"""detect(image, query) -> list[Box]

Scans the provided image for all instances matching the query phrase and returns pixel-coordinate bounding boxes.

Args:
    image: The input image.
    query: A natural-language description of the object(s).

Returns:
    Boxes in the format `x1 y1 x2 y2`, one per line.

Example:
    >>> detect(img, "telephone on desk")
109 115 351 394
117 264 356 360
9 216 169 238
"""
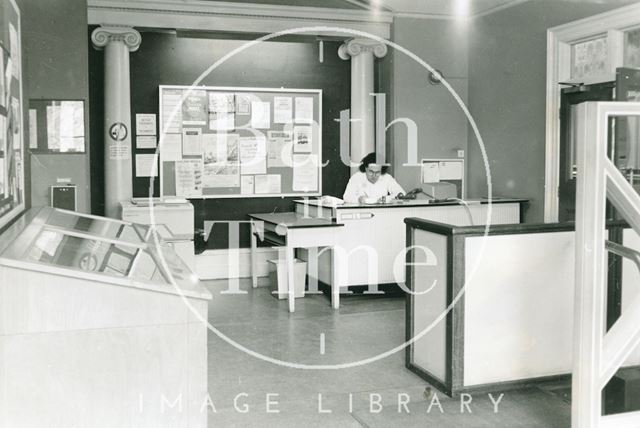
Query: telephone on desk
398 188 431 200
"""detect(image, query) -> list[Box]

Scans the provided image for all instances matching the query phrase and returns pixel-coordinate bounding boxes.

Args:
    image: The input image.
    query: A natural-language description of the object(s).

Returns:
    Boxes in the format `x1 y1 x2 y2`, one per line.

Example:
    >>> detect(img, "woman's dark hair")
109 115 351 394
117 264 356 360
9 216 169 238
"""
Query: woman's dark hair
358 152 389 174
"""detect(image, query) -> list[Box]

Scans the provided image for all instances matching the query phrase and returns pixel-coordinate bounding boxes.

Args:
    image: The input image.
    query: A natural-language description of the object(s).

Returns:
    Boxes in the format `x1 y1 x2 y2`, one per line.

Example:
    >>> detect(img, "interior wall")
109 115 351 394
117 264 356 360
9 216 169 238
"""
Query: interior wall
466 0 636 223
89 31 351 248
19 0 90 213
390 17 469 192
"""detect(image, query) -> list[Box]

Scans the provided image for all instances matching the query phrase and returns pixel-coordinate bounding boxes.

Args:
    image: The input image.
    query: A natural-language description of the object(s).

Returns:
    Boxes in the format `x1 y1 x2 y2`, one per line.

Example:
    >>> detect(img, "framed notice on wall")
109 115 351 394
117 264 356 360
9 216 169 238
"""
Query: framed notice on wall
158 85 322 199
0 0 25 230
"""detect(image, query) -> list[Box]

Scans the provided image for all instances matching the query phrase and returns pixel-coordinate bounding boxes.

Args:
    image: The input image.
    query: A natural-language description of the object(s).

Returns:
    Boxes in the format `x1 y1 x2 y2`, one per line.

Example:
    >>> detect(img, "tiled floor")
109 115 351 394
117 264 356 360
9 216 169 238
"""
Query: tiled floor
203 279 571 427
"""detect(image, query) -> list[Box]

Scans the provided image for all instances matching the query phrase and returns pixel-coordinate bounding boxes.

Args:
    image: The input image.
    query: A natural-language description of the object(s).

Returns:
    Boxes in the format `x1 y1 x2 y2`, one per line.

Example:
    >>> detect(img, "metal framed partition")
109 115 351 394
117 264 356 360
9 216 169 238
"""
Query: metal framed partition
574 101 640 427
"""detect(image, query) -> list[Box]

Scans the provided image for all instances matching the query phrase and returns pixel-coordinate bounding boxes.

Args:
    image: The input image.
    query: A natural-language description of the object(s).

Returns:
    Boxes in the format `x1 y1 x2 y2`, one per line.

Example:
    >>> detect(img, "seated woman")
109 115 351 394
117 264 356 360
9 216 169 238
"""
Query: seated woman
343 153 405 204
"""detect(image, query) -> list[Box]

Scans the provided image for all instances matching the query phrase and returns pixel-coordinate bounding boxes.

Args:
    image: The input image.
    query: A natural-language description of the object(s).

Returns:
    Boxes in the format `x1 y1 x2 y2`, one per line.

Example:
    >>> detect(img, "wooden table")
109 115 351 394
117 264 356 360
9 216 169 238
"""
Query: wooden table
248 212 344 312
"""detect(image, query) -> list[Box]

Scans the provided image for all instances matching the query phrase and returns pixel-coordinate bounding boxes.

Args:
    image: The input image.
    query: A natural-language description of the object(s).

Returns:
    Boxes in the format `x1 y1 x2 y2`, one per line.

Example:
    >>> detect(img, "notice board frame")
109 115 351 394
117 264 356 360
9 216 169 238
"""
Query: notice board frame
158 85 323 199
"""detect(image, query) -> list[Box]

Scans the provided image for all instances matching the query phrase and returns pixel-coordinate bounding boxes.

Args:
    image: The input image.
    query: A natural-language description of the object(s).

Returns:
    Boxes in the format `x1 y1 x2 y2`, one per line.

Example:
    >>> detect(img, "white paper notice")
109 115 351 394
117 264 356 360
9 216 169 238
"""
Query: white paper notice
28 109 37 149
254 174 281 194
251 102 271 129
273 97 292 124
175 159 203 197
239 137 267 175
202 133 240 188
0 53 5 108
209 112 235 131
161 89 183 134
135 154 158 177
295 97 313 123
109 143 129 160
160 133 182 161
236 94 251 116
182 128 202 156
136 113 157 136
293 126 312 153
208 93 235 113
203 162 239 188
292 154 318 192
136 135 157 149
9 24 19 78
439 161 464 180
422 162 440 183
241 176 254 195
267 130 292 168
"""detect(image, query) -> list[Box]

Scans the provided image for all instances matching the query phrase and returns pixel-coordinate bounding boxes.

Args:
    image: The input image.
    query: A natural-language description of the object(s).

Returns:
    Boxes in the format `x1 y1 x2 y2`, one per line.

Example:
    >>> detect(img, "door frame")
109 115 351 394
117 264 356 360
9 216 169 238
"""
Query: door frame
544 3 640 222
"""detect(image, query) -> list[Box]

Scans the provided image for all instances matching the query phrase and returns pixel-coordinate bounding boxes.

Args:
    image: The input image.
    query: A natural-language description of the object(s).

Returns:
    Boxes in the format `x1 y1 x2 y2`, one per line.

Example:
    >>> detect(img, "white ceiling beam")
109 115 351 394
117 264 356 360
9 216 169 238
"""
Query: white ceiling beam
88 0 392 39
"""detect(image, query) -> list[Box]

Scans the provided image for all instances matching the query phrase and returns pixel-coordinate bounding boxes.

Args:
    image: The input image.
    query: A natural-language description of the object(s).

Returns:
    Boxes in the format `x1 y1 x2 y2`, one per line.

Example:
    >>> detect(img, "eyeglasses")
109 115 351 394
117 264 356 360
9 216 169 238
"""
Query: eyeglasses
365 168 381 177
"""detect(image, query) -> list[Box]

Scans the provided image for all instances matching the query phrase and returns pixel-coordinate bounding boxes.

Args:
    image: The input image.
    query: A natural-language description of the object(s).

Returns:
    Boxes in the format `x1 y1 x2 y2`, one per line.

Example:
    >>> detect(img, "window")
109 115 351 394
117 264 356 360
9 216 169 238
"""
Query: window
571 36 608 80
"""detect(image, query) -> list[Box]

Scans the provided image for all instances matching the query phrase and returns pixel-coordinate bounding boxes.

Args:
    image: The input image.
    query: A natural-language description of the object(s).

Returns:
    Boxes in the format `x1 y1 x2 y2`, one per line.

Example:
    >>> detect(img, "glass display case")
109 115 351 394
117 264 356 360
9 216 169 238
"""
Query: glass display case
0 206 201 295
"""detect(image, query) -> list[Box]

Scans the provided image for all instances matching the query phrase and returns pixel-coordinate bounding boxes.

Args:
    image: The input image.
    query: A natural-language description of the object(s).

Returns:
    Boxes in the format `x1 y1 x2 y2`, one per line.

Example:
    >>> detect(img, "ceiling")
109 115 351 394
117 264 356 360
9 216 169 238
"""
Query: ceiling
199 0 638 17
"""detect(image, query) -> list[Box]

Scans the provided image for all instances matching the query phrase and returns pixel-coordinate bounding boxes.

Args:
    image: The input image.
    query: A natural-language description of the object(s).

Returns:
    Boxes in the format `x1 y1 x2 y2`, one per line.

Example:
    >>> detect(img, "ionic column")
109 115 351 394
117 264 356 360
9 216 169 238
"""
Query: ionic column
91 26 141 218
338 38 387 172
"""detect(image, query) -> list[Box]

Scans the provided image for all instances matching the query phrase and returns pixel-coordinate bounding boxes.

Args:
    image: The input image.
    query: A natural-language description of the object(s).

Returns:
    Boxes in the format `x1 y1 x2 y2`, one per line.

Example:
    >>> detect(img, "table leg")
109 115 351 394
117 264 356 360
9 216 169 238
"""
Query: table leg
286 244 295 313
331 245 340 309
250 227 258 288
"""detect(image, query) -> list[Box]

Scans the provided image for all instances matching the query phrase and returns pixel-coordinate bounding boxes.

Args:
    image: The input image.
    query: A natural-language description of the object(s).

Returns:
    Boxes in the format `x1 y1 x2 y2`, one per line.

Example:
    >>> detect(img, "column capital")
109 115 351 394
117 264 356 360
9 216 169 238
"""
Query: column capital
91 26 141 52
338 38 387 60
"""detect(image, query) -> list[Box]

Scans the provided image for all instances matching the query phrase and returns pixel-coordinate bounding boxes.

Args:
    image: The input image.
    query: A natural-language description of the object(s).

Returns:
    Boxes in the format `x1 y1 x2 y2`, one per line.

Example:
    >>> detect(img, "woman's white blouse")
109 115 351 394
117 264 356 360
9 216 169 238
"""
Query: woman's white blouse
342 172 405 203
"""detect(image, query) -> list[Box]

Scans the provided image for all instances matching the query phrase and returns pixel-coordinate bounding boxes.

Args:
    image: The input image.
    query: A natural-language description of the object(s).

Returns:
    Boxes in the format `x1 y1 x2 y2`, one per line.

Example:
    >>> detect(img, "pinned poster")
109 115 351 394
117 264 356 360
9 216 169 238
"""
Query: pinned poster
273 97 292 124
28 110 37 149
292 154 318 192
136 113 157 136
239 137 267 175
161 89 183 133
175 159 203 197
160 133 182 161
267 130 292 168
208 93 235 113
136 135 157 149
135 154 158 177
250 102 270 129
182 128 202 156
0 53 4 109
203 133 240 188
203 162 239 188
254 174 281 194
9 24 20 78
236 94 251 115
241 176 254 195
209 112 235 131
293 126 312 153
295 97 313 123
181 90 207 125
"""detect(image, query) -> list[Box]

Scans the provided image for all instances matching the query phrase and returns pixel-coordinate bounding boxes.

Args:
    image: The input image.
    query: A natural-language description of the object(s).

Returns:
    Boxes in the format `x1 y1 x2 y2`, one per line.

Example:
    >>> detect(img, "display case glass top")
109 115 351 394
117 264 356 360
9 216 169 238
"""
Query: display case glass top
0 207 210 299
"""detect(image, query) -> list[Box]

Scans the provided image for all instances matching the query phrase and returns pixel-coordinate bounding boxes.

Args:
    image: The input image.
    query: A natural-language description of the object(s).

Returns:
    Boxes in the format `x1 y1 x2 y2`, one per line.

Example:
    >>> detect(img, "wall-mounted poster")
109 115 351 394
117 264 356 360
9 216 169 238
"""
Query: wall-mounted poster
250 101 270 129
181 90 207 125
0 0 25 229
293 126 312 153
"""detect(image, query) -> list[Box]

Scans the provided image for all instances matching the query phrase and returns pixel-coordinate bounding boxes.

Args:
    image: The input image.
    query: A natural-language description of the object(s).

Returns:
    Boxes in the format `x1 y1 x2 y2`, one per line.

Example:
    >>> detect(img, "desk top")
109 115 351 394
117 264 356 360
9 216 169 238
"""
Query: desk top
294 198 528 210
248 212 343 229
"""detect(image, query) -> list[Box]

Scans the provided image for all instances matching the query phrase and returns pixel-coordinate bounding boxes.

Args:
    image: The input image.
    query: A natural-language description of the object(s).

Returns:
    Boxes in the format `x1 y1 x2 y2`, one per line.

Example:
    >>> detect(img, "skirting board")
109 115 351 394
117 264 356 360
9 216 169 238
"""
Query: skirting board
195 248 279 280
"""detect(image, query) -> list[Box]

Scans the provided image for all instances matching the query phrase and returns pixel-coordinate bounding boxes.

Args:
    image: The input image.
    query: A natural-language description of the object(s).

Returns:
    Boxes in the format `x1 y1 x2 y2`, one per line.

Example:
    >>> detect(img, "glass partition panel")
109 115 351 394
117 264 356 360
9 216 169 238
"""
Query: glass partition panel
46 210 143 244
24 229 139 277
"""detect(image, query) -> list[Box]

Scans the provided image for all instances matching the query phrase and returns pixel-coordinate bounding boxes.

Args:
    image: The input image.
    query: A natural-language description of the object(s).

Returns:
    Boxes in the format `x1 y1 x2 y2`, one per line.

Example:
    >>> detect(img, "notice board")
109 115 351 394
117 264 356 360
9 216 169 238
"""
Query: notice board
159 85 322 198
0 0 25 230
